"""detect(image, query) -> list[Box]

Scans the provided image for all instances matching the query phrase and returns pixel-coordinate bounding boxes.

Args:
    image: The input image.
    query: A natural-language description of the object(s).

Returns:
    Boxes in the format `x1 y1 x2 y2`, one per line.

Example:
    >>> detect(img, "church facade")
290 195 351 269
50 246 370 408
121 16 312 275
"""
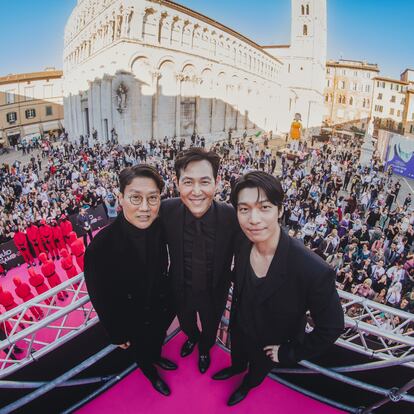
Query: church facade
63 0 327 143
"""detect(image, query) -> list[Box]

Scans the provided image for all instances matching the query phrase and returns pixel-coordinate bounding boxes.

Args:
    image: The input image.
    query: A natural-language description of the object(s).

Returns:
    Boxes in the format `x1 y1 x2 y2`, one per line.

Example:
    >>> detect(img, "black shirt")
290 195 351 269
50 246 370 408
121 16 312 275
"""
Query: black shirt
183 204 216 289
237 263 267 342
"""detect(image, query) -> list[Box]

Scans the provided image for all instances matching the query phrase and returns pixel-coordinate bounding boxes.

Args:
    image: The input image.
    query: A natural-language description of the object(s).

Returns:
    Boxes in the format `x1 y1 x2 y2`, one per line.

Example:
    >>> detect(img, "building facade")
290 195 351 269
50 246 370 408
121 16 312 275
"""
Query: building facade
0 70 64 147
323 59 379 130
323 61 414 139
372 76 408 134
63 0 327 144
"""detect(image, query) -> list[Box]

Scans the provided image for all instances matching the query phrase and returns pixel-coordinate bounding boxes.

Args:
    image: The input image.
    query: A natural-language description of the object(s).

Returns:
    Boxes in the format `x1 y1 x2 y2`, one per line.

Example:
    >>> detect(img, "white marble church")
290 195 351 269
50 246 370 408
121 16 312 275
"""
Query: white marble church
63 0 327 144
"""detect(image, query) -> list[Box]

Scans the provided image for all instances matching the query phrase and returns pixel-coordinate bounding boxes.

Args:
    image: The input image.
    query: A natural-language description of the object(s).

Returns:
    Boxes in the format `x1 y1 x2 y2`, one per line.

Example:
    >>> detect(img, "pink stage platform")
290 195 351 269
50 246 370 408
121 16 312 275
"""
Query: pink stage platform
77 332 344 414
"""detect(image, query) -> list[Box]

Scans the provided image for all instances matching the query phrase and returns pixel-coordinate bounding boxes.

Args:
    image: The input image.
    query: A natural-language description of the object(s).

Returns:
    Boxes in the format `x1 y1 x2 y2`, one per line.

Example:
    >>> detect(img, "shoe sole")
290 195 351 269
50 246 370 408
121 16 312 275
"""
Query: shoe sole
156 365 178 371
227 395 248 406
212 375 233 380
180 349 195 357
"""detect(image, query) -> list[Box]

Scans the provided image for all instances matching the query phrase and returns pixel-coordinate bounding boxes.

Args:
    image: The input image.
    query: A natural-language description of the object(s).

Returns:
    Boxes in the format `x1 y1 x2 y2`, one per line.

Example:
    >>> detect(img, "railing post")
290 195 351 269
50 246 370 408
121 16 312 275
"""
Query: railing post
362 379 414 413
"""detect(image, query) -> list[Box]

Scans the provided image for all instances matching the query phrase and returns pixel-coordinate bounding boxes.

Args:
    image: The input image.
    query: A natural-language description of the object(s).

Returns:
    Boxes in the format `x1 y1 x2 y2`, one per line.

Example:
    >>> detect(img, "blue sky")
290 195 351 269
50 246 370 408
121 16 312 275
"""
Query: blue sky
0 0 412 79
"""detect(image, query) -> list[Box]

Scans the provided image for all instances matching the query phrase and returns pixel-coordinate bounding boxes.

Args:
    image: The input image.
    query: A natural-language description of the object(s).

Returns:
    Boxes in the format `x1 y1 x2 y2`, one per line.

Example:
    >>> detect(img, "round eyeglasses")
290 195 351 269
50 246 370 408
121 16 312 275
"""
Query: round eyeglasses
128 194 160 206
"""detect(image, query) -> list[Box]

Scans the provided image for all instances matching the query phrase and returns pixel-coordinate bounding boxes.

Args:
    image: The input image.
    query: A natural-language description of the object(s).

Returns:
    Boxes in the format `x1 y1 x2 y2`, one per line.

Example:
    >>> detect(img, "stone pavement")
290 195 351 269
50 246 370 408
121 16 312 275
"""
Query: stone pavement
0 147 43 168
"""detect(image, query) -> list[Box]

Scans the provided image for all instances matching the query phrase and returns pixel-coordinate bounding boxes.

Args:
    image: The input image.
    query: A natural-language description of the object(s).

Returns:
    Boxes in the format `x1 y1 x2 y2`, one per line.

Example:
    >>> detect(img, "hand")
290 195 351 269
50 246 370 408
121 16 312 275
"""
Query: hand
118 341 130 350
264 345 280 363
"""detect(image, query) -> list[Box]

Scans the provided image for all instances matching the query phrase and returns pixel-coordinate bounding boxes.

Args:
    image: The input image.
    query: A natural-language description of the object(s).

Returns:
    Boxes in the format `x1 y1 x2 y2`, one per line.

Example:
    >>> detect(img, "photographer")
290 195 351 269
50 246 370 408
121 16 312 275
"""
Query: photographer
76 208 93 246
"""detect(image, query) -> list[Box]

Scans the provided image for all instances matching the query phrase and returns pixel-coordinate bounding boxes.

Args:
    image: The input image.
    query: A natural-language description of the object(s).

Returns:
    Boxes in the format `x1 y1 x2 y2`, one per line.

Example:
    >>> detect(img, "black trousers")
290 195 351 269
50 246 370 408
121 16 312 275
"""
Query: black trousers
230 325 276 389
177 287 226 354
130 294 175 381
129 322 166 381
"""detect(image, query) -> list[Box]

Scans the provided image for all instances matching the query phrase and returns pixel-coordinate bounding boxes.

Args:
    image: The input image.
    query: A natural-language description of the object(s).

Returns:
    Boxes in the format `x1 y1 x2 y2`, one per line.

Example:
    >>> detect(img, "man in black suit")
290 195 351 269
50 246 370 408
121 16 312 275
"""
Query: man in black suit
212 171 344 405
76 208 93 246
161 148 238 374
315 234 336 259
84 165 176 396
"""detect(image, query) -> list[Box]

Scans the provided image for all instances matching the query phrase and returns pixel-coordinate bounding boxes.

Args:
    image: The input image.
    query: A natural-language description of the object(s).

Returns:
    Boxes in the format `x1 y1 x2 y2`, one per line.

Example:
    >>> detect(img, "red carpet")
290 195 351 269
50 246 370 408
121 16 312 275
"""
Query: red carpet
77 332 343 414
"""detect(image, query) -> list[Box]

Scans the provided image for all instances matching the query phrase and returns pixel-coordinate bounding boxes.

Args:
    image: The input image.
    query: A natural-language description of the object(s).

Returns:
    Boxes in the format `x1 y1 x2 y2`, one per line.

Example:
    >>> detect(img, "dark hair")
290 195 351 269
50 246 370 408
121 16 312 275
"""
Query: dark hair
230 171 284 209
119 164 164 194
174 148 221 180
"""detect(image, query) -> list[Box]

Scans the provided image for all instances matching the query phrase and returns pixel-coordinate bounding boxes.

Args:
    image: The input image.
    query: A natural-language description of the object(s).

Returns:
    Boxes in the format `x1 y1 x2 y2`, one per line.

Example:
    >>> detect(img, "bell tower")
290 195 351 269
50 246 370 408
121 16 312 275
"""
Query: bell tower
265 0 327 130
290 0 327 61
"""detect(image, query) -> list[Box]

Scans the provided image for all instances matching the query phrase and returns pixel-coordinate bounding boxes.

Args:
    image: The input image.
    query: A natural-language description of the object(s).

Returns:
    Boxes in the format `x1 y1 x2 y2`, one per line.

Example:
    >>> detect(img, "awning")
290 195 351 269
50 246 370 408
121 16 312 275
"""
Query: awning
23 124 40 135
6 129 21 136
42 120 62 131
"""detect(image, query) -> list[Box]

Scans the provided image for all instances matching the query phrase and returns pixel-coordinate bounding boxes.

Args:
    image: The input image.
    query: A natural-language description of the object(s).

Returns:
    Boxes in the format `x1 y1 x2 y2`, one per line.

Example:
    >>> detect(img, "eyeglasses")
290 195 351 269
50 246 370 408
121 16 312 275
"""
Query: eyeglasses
128 194 160 206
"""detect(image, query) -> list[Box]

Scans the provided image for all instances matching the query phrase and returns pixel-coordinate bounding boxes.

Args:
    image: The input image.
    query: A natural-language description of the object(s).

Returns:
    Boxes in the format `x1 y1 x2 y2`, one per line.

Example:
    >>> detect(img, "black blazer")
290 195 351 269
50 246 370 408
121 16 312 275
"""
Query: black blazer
84 215 171 345
160 198 239 300
231 230 344 366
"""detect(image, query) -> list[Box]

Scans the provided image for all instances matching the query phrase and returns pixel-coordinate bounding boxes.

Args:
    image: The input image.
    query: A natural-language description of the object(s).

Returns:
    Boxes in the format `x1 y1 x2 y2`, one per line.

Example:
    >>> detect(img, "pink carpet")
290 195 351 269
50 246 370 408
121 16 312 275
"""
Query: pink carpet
77 332 344 414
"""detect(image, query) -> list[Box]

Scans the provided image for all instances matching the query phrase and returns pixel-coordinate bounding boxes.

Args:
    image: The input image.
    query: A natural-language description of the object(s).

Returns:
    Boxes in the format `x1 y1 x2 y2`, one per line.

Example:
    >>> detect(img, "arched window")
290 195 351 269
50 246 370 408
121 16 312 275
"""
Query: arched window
306 4 310 15
303 24 308 36
301 5 305 15
349 97 353 105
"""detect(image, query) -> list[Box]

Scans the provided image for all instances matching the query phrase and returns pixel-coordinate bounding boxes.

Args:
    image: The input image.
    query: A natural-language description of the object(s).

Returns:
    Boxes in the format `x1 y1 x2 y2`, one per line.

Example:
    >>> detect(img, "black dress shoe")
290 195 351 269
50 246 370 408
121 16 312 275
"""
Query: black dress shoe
227 385 250 406
152 377 171 396
198 353 210 374
156 357 178 370
212 366 245 380
180 339 197 357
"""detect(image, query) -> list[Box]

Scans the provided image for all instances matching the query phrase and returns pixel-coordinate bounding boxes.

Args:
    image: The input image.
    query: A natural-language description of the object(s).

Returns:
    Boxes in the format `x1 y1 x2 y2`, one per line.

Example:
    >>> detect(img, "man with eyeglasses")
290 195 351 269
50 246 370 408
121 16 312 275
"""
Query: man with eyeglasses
84 165 176 396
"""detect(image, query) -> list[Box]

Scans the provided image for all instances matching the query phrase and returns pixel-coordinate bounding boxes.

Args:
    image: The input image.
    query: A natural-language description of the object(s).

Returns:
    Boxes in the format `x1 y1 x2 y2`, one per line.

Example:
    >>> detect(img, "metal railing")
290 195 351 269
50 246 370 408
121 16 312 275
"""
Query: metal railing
0 273 98 379
338 290 414 368
1 278 414 413
216 289 414 413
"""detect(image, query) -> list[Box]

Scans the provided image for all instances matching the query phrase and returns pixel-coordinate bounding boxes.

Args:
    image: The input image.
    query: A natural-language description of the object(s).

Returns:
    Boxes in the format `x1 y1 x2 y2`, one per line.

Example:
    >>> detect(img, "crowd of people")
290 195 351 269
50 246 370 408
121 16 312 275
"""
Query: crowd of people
279 142 414 315
1 131 414 318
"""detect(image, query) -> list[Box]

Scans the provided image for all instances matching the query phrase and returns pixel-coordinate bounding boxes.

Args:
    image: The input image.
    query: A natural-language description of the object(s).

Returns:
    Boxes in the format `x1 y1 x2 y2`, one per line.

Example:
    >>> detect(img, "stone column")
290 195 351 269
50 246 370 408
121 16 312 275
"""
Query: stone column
74 94 82 137
210 98 214 133
73 94 79 138
101 74 114 141
223 103 228 132
91 79 103 141
235 84 240 131
69 93 77 138
122 10 129 38
65 93 73 139
130 10 146 40
151 70 161 139
194 76 202 133
87 81 94 138
175 72 184 138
